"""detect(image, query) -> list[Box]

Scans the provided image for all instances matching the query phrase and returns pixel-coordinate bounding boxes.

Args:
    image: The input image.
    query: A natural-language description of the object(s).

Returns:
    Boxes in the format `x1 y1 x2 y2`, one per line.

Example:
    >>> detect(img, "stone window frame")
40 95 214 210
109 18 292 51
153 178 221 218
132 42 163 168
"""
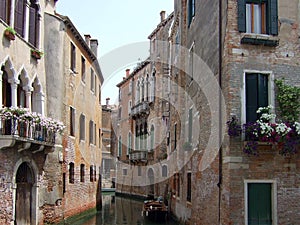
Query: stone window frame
240 70 275 129
244 179 277 225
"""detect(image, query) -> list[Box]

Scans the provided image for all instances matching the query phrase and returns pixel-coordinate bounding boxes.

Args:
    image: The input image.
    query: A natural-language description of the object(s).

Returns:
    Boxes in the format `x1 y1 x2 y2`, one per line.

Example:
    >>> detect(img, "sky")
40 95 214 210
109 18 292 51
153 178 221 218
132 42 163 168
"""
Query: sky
56 0 174 104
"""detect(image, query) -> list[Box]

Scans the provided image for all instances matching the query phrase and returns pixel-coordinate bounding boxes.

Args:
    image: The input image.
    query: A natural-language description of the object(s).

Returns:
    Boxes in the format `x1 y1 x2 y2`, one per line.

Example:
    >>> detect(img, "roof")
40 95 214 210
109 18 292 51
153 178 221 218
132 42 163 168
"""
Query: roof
116 59 151 87
148 12 174 39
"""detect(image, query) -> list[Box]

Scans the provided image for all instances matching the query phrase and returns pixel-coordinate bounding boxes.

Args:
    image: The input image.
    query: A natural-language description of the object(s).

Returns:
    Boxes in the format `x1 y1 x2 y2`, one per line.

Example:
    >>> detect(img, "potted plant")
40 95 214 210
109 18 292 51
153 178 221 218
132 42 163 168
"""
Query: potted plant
3 26 16 41
31 49 44 59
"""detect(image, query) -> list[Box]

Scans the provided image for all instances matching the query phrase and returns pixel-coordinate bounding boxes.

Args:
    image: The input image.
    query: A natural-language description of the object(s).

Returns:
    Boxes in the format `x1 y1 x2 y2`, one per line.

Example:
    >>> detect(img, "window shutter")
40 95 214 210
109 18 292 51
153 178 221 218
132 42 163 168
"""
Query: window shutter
248 183 272 225
246 74 259 122
14 0 24 36
237 0 246 32
0 0 7 22
29 7 36 46
257 74 268 108
269 0 278 35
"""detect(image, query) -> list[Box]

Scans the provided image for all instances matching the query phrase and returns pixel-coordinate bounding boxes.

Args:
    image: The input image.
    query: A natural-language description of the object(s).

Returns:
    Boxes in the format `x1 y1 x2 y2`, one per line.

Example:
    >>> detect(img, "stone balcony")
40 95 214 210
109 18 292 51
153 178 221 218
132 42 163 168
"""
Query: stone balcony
0 119 56 153
130 101 150 119
129 150 148 162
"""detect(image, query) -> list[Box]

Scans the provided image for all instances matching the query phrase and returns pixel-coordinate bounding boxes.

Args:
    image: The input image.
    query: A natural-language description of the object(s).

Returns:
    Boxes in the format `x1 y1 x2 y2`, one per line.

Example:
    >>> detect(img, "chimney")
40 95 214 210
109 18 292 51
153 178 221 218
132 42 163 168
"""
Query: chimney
160 11 166 22
84 34 91 48
106 98 110 106
90 39 98 57
126 69 130 77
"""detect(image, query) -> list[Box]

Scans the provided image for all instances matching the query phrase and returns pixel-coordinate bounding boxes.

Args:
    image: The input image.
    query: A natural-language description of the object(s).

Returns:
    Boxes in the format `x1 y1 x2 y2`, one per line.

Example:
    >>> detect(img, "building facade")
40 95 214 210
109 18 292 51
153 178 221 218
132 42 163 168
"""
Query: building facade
44 13 103 222
0 1 62 224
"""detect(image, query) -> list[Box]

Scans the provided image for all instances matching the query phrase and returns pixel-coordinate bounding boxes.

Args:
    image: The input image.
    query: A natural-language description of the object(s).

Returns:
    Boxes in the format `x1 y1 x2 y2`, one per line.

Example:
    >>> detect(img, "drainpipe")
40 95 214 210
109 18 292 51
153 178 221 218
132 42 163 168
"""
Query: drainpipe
218 0 223 224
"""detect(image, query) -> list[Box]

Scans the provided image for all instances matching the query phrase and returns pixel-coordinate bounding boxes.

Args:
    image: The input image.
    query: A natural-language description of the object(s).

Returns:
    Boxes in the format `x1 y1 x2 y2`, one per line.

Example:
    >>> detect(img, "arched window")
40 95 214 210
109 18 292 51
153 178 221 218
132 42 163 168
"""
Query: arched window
80 164 85 182
17 80 26 108
141 78 145 101
127 132 132 155
136 80 140 104
1 67 12 107
118 136 122 157
0 0 11 24
29 0 40 47
14 0 26 37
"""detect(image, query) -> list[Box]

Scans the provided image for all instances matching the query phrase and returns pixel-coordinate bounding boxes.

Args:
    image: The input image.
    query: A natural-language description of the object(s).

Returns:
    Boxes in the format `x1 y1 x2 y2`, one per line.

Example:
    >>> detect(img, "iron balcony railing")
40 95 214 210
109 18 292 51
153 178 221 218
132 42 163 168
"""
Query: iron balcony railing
129 151 148 161
0 119 56 145
130 101 150 118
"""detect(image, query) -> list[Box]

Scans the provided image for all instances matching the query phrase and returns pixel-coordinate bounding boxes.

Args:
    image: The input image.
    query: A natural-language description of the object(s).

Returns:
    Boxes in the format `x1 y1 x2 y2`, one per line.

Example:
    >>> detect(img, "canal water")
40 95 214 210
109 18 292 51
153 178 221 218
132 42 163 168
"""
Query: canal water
70 192 180 225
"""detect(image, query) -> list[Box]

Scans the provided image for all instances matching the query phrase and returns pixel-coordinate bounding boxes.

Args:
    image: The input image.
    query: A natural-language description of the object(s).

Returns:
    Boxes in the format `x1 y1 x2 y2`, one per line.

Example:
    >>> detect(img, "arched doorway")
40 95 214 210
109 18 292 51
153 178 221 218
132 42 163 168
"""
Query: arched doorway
147 168 154 198
15 162 34 225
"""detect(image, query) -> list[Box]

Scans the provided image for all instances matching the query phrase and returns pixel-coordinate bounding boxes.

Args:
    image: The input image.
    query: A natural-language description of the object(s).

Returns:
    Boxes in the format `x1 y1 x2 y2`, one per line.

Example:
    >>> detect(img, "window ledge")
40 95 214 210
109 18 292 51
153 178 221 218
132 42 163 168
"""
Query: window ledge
241 33 279 47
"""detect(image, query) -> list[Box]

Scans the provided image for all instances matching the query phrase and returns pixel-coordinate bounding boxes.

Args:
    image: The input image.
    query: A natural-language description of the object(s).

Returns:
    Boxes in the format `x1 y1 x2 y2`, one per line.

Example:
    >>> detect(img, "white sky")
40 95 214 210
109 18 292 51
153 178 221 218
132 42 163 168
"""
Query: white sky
56 0 174 104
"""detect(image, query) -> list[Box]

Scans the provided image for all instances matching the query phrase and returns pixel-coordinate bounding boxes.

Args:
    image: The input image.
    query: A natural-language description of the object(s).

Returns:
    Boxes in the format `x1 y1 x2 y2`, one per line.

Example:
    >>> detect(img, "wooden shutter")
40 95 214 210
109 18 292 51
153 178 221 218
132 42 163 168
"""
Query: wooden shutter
269 0 278 35
257 74 268 108
248 183 272 225
246 74 259 122
14 0 24 36
237 0 246 32
29 7 37 46
0 0 7 22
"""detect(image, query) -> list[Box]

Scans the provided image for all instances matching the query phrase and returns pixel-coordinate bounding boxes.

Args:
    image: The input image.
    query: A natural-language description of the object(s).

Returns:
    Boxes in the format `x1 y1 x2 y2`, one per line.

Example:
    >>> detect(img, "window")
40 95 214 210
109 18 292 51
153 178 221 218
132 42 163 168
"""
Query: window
238 0 278 35
246 73 269 123
119 89 122 101
69 162 74 184
174 123 177 150
188 0 195 27
70 107 75 136
138 166 142 176
29 0 39 47
162 165 168 177
118 107 122 120
176 173 180 197
123 168 127 176
129 79 133 94
81 56 86 82
150 125 155 151
89 120 95 144
90 165 96 182
80 164 85 182
79 114 85 141
90 68 95 92
188 108 193 143
128 100 132 114
127 132 132 155
187 172 191 202
70 42 76 72
245 181 277 225
118 136 122 157
189 44 194 81
14 0 25 37
17 82 26 108
0 0 11 24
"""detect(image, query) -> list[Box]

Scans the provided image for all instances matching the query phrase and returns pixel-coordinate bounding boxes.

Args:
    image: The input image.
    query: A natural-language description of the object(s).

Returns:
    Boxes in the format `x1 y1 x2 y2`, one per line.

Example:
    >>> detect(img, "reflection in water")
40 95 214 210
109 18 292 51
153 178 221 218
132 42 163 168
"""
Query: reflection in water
72 193 179 225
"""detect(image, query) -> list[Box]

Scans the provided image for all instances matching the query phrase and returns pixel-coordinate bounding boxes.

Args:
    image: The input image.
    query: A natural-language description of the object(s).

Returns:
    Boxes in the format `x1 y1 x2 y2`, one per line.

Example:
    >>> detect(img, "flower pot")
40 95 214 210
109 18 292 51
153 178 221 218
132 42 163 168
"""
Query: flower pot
4 30 15 41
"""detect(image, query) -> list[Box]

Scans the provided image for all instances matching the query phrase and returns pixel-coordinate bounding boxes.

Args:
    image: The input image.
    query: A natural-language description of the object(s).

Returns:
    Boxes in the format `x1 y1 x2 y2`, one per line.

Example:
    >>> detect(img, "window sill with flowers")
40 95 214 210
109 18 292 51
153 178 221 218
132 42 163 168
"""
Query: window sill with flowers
0 106 65 145
227 79 300 156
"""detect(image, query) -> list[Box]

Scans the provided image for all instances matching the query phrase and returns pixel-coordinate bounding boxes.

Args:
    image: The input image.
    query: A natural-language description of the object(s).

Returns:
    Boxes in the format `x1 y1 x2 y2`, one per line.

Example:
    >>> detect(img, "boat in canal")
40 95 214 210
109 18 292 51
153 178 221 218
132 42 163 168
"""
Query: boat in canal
142 196 168 222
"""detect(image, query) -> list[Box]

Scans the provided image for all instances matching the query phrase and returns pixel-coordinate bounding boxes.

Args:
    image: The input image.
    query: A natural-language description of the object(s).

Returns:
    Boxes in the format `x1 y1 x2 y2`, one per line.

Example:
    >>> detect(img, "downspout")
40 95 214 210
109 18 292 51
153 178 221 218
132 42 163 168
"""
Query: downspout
218 0 223 224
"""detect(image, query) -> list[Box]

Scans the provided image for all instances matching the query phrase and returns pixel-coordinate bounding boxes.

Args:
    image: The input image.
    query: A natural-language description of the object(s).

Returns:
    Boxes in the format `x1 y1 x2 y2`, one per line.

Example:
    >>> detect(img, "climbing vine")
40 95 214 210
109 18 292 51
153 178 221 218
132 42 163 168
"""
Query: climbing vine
275 78 300 123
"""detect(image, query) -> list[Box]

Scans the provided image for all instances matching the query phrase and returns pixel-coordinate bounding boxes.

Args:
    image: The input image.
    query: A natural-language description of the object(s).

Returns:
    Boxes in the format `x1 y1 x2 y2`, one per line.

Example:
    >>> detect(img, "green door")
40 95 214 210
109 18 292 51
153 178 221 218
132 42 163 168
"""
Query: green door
248 183 272 225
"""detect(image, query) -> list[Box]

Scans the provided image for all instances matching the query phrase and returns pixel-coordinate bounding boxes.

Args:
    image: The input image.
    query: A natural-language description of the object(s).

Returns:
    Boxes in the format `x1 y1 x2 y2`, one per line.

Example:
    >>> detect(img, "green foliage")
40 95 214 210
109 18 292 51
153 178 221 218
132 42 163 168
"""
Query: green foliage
5 26 16 35
275 78 300 123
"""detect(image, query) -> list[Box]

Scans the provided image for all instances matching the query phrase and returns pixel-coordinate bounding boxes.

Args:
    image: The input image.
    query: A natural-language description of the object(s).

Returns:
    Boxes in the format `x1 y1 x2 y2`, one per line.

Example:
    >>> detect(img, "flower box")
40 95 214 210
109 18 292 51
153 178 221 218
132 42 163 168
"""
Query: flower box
31 49 44 60
3 27 16 41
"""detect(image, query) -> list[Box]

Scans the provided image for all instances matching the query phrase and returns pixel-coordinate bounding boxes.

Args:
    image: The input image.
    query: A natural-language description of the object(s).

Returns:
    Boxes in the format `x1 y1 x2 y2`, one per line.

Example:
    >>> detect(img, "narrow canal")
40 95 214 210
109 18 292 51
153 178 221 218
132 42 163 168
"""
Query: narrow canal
69 192 180 225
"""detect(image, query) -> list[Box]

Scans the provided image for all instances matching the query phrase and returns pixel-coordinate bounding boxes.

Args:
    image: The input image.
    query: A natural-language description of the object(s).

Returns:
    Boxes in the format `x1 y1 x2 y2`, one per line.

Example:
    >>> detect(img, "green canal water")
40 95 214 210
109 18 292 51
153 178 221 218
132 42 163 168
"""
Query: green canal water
68 192 180 225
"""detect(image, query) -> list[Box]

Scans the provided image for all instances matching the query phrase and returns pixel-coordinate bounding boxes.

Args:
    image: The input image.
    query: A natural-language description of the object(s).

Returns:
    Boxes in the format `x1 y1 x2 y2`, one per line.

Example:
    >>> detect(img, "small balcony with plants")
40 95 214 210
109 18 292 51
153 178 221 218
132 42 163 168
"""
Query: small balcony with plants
227 79 300 156
0 106 65 152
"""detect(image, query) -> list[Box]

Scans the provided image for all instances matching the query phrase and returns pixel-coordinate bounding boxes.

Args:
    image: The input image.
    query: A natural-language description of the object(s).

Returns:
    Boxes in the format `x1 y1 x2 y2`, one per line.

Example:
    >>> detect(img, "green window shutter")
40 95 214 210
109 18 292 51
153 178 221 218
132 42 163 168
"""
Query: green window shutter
237 0 246 32
188 108 193 143
246 74 259 122
257 74 269 108
269 0 278 35
248 183 272 225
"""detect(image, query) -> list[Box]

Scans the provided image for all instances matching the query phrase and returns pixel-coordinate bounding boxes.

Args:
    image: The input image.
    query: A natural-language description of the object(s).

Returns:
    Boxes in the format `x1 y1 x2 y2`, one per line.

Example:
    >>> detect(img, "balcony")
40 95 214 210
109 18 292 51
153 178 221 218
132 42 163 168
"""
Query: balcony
0 107 65 152
130 102 150 119
129 151 148 162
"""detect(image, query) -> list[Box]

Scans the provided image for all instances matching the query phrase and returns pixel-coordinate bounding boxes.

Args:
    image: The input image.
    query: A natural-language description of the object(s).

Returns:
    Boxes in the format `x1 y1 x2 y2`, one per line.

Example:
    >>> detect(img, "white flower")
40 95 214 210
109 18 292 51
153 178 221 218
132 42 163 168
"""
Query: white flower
275 123 291 136
258 121 273 137
294 122 300 135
